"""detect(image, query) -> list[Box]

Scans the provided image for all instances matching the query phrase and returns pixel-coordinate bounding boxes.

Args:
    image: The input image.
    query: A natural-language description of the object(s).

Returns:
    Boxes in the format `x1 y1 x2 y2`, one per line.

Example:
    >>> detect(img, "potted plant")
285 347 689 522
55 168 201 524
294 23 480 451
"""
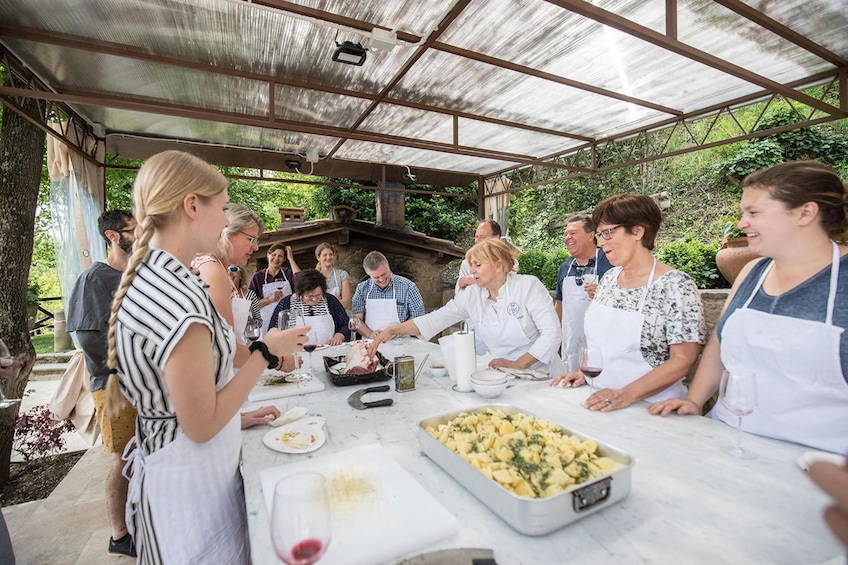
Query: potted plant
716 219 760 285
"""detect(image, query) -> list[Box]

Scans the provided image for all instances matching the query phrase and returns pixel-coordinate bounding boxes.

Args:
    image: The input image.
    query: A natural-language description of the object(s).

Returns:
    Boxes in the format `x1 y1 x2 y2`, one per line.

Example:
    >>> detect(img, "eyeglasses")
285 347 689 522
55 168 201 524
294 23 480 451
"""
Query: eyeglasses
303 290 324 301
116 228 135 235
595 225 622 241
238 231 260 246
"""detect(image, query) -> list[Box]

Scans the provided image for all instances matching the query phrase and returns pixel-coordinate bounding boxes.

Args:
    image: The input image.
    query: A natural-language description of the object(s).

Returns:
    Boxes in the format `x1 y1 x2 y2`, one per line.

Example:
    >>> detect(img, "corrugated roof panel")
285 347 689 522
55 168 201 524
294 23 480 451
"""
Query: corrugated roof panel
358 105 455 145
456 118 584 157
391 49 669 139
738 0 848 55
334 139 519 176
273 85 372 128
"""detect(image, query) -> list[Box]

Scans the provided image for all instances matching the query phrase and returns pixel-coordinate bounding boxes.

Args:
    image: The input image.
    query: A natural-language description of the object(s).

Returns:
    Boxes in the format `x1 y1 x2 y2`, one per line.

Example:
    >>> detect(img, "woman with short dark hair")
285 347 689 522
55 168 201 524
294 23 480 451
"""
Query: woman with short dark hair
272 269 350 346
553 193 705 412
650 161 848 453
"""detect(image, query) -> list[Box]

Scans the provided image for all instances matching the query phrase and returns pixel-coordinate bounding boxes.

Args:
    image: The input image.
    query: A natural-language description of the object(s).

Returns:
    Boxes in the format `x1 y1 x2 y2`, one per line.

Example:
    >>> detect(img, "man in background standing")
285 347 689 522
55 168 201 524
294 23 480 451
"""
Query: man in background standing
66 210 137 558
455 219 502 292
553 214 613 372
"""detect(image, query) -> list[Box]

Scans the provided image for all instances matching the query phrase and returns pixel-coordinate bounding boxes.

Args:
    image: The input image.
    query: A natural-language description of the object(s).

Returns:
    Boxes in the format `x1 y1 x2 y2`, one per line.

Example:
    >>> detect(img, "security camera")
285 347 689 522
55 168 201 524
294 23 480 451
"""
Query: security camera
403 165 416 182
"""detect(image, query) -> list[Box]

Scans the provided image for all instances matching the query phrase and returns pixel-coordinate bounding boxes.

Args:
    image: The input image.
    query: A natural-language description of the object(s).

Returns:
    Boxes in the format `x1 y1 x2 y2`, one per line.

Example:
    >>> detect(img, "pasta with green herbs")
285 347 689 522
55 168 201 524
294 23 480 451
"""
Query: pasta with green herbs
426 408 624 499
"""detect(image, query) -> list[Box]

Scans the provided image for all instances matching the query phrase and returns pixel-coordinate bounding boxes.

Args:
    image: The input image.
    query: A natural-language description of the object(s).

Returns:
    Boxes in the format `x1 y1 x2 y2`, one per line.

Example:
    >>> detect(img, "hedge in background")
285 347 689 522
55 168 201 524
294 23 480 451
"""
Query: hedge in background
656 238 724 289
518 248 571 290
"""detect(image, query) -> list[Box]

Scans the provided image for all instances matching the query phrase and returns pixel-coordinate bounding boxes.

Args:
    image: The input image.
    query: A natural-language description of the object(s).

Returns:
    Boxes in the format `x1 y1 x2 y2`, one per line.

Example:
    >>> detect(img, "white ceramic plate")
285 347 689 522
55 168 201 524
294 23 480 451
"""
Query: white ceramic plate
263 417 327 454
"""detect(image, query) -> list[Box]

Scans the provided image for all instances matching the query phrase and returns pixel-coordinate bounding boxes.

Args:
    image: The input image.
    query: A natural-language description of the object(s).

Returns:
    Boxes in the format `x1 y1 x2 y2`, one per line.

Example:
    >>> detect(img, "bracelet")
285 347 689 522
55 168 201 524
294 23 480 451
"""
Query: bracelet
249 340 279 370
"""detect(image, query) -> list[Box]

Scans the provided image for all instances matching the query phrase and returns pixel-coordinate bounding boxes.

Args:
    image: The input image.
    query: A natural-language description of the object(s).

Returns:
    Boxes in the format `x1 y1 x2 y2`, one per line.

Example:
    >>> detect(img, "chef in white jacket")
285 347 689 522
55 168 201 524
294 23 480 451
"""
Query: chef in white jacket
372 238 563 376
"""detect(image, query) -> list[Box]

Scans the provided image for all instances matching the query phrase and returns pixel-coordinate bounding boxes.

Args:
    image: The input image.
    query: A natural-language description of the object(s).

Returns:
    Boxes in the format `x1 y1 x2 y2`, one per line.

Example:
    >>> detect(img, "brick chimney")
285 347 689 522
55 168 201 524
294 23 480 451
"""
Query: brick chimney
375 182 411 232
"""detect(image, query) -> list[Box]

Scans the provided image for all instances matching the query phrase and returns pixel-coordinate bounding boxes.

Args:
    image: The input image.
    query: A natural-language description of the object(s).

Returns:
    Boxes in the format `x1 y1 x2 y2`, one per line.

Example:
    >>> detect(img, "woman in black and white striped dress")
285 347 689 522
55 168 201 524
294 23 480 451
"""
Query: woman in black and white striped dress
104 150 310 564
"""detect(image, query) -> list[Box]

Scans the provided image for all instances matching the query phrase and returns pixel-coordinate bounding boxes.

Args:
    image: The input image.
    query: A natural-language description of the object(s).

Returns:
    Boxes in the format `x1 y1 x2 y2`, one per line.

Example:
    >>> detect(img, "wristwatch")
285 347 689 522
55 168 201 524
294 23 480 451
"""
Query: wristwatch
249 340 279 369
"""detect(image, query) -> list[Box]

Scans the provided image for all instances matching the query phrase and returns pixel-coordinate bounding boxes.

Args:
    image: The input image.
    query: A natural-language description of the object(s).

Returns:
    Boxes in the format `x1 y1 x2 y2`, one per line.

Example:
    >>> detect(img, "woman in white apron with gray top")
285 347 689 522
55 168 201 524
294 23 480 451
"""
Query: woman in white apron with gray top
649 161 848 454
273 269 351 346
372 238 564 376
552 194 704 411
104 151 308 564
315 242 352 310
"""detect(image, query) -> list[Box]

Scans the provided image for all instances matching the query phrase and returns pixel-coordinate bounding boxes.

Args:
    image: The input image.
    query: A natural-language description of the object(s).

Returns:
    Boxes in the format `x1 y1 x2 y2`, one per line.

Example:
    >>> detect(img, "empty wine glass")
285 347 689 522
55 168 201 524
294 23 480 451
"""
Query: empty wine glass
288 311 312 382
278 309 290 331
347 318 359 342
719 370 758 459
244 318 262 345
580 340 603 395
271 472 332 565
0 339 22 409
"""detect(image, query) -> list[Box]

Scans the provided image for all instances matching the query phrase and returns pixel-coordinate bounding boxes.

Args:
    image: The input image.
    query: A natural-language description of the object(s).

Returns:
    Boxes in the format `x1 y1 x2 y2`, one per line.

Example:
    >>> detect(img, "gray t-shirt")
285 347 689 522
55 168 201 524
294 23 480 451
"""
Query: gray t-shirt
66 261 123 392
717 254 848 383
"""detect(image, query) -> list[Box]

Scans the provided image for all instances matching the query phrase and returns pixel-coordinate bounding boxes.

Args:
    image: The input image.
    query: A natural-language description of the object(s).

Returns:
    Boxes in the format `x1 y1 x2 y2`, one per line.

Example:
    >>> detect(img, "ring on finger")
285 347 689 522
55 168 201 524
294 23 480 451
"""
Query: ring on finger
604 397 612 405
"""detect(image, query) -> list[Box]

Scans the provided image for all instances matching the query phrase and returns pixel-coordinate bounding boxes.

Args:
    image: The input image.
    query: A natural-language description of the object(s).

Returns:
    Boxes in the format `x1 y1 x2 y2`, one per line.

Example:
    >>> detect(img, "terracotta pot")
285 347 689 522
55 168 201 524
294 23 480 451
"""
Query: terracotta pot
716 237 761 285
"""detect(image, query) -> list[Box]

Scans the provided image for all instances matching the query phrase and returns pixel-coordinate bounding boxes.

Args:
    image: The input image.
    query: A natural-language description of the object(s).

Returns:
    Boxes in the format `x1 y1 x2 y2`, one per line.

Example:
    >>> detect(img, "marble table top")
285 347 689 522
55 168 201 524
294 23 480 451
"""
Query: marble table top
240 336 843 565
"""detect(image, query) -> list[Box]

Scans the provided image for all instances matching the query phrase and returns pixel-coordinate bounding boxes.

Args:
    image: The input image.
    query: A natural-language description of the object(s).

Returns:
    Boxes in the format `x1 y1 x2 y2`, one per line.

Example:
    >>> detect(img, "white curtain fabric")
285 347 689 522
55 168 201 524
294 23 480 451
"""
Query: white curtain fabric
46 122 105 315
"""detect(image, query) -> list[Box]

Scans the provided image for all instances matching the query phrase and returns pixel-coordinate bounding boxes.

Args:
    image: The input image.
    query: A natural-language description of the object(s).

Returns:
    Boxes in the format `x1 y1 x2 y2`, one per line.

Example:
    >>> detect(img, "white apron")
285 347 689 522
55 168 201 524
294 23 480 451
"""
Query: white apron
584 259 686 403
300 306 336 345
711 241 848 453
475 278 564 375
326 269 341 299
561 250 598 372
364 280 401 332
125 331 247 564
259 271 292 335
231 295 252 346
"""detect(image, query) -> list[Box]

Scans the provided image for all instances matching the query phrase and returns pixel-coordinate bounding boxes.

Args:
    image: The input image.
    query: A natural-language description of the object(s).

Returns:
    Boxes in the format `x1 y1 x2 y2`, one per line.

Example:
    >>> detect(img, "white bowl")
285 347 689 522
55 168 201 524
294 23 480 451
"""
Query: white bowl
429 364 448 378
470 376 507 385
471 369 506 382
472 379 507 399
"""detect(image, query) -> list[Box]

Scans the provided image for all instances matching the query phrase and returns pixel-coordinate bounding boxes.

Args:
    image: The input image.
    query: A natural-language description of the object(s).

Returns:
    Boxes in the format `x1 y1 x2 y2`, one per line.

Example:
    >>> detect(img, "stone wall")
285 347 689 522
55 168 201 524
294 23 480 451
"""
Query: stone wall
331 247 449 312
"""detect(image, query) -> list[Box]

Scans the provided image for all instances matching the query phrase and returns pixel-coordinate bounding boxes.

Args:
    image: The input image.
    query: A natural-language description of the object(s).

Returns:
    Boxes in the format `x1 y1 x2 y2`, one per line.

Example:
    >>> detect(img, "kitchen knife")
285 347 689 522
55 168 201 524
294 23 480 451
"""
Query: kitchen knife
347 384 394 410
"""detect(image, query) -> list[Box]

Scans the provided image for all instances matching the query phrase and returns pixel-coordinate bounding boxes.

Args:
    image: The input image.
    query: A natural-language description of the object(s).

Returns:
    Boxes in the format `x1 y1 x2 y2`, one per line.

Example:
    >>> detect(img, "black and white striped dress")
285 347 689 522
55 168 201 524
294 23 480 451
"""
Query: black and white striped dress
115 248 238 563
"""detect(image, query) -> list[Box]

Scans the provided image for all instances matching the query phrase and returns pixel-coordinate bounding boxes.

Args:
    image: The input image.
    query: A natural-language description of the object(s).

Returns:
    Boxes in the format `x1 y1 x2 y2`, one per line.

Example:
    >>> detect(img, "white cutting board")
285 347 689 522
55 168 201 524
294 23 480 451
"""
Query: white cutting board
248 373 325 402
260 443 457 565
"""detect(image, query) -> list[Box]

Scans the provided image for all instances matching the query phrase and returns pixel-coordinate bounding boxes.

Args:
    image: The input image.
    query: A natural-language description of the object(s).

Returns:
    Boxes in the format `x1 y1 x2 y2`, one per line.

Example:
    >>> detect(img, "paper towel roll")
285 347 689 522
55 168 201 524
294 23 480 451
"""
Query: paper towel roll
454 331 476 392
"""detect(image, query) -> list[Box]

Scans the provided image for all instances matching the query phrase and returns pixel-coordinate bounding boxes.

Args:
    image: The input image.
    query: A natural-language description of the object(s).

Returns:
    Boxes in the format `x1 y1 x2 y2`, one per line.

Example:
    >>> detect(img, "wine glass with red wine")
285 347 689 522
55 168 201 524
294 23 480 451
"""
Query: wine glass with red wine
719 370 758 459
580 341 603 394
244 318 261 345
271 472 332 565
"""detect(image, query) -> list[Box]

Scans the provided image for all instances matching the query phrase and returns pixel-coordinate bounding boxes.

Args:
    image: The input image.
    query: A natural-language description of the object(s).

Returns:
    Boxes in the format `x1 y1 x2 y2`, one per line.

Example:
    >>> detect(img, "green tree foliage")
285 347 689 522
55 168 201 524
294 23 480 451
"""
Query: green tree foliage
656 238 723 289
540 248 570 290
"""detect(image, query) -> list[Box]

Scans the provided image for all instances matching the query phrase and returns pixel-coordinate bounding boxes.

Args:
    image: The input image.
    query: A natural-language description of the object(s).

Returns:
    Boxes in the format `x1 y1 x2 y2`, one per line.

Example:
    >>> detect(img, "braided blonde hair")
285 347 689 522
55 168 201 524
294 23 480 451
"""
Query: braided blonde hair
105 151 227 416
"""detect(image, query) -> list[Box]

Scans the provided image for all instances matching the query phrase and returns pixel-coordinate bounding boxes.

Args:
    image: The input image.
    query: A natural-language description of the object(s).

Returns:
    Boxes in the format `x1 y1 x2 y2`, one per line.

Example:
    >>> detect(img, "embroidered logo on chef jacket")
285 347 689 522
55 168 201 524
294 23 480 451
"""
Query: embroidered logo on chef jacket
507 302 520 316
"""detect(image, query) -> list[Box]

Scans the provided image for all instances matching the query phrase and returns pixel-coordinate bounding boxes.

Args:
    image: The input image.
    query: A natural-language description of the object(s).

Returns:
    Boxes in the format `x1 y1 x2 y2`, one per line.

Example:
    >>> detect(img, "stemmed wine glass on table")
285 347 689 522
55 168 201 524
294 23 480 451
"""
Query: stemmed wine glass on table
719 370 758 459
0 339 22 409
288 311 314 382
347 318 359 342
271 472 332 565
579 340 603 396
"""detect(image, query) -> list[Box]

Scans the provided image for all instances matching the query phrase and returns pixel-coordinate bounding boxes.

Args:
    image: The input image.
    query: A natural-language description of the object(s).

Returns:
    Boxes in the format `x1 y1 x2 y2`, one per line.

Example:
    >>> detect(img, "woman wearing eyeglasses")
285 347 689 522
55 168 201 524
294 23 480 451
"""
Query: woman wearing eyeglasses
272 269 351 346
552 194 705 412
249 243 301 334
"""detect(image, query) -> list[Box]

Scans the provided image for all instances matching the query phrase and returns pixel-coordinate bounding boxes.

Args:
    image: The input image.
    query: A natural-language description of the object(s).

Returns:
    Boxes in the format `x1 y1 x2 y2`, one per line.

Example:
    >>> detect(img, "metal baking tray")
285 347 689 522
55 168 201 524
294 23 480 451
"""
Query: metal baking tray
418 404 634 535
322 352 391 387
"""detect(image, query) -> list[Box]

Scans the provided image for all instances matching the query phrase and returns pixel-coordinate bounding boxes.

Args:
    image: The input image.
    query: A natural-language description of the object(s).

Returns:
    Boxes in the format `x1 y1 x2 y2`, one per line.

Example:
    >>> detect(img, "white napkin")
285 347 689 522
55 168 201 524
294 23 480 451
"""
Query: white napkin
268 406 309 427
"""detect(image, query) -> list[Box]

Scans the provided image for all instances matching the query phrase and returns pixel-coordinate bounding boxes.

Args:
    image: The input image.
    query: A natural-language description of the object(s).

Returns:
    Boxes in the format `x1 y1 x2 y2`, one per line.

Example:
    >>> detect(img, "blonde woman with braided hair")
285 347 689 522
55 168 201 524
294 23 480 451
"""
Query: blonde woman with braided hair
105 150 309 564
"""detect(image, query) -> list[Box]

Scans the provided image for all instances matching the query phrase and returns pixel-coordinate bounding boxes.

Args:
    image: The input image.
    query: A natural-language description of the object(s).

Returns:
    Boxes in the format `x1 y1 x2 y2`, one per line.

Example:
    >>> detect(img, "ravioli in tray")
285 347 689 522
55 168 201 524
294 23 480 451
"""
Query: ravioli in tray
418 404 634 535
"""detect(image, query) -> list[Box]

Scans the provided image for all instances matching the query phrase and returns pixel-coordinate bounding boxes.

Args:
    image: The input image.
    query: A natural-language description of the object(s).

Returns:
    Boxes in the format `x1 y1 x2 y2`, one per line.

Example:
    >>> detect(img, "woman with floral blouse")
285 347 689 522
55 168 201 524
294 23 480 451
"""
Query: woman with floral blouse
552 193 705 412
